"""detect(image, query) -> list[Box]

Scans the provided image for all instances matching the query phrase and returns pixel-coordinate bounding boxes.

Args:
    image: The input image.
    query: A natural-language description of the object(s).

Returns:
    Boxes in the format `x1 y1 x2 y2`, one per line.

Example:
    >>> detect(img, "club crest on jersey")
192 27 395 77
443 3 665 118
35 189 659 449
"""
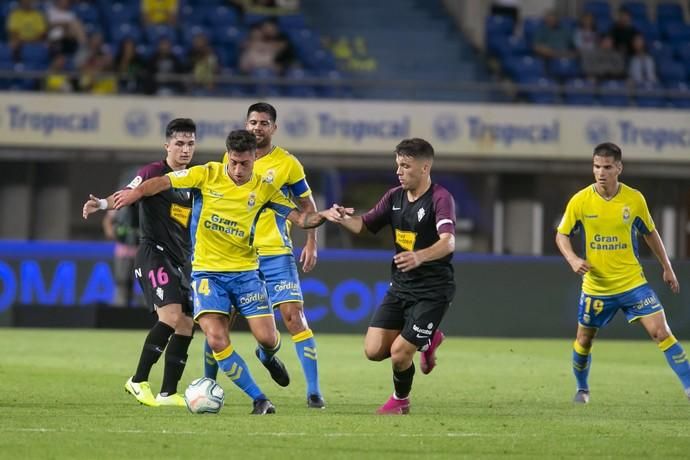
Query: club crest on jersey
622 206 630 222
247 192 256 208
262 169 275 184
417 207 426 222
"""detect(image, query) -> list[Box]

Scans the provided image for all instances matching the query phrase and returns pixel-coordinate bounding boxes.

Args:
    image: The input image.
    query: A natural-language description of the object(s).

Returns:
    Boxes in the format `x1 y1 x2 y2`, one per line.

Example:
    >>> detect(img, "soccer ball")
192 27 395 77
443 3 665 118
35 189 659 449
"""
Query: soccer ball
184 377 224 414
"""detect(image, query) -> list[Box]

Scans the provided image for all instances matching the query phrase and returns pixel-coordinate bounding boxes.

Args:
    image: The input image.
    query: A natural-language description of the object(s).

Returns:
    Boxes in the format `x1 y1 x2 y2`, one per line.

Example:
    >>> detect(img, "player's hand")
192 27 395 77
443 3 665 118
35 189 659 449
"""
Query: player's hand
321 204 353 223
663 268 680 294
300 239 317 273
394 251 422 272
82 194 103 219
568 257 591 276
113 189 139 209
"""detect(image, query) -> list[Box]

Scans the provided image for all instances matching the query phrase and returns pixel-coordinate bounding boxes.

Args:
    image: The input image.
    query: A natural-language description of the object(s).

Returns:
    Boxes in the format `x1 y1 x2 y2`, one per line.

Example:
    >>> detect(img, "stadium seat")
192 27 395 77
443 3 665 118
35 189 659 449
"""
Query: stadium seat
207 5 240 28
657 60 687 84
649 40 674 63
634 81 666 107
620 1 648 22
666 81 690 108
284 67 317 98
0 42 11 63
599 79 629 106
521 17 541 47
656 3 684 24
106 2 138 25
110 23 142 46
662 23 690 44
518 75 559 104
74 2 101 25
278 14 307 30
583 0 611 20
563 78 597 106
632 20 659 44
548 57 581 80
19 43 50 67
504 56 545 80
317 69 353 99
145 25 178 46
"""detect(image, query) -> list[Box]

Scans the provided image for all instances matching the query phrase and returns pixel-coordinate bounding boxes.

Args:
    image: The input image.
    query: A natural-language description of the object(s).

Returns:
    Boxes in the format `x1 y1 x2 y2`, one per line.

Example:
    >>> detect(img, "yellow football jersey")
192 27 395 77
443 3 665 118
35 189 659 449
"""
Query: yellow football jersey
223 146 311 256
557 183 655 295
167 162 296 272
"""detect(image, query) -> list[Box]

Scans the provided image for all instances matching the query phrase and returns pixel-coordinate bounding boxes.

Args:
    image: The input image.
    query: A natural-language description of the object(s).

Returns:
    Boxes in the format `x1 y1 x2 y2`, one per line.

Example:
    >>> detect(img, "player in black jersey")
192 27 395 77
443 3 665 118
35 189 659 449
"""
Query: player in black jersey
82 118 197 407
327 138 456 415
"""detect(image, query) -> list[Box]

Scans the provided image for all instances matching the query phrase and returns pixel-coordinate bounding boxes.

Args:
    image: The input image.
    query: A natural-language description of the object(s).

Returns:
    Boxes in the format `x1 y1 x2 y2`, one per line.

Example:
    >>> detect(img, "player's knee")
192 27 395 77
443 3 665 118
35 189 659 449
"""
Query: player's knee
364 345 388 361
650 327 671 343
205 334 228 353
256 330 280 350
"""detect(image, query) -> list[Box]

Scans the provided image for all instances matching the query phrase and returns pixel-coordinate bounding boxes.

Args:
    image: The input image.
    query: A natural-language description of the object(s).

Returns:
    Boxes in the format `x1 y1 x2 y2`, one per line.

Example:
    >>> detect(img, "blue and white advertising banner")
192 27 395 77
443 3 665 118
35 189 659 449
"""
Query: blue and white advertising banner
0 93 688 161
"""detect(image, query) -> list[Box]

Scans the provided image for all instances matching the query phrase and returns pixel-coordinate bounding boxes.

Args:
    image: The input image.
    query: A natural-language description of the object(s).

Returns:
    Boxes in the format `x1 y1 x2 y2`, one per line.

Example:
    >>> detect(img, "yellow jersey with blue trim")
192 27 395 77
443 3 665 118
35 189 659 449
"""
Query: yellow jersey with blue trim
557 183 655 296
223 146 312 256
167 162 297 272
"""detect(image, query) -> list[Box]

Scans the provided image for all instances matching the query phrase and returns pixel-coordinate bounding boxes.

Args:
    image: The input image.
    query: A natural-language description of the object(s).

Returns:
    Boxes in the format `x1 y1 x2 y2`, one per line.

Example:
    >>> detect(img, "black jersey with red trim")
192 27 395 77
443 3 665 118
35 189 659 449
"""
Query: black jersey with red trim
361 183 456 294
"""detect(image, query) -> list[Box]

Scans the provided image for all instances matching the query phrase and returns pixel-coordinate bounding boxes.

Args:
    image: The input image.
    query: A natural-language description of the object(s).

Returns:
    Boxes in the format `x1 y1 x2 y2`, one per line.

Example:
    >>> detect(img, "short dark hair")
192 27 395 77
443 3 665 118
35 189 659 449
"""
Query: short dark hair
247 102 277 123
165 118 196 139
593 142 622 161
225 129 257 154
395 138 434 160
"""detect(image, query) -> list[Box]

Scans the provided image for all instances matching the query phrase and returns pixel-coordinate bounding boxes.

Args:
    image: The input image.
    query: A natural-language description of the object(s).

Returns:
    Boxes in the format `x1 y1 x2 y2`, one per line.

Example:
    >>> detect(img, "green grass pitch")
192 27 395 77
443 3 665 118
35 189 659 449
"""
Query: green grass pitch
1 329 690 459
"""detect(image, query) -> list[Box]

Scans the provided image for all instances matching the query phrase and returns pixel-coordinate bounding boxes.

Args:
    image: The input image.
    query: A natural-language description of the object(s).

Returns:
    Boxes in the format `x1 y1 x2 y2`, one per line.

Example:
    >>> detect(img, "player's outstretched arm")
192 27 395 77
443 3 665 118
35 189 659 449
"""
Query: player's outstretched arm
555 232 591 275
297 195 319 273
113 176 172 209
326 204 364 235
643 230 680 293
82 193 116 219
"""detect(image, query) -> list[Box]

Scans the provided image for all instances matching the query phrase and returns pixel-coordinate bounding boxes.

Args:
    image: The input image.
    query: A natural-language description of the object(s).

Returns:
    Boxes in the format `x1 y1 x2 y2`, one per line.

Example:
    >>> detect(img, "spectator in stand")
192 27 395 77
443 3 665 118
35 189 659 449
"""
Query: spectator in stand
609 8 637 57
141 0 179 27
76 32 116 93
533 10 574 61
143 38 185 95
6 0 47 55
43 54 73 92
628 34 656 84
573 12 597 53
46 0 86 56
581 35 626 82
115 38 146 93
239 19 297 75
187 34 219 93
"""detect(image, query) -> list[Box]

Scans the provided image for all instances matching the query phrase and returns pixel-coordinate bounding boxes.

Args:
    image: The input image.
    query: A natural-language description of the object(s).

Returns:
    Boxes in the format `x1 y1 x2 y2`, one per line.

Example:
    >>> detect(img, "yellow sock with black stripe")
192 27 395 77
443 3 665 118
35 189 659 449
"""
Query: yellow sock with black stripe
572 340 592 391
659 335 690 390
293 329 321 397
213 344 265 401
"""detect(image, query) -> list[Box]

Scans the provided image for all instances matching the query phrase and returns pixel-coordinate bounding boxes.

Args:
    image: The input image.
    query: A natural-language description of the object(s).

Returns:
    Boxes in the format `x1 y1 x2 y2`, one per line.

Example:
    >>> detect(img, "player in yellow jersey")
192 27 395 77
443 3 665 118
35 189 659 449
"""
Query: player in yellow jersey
113 130 337 414
204 103 325 408
556 142 690 404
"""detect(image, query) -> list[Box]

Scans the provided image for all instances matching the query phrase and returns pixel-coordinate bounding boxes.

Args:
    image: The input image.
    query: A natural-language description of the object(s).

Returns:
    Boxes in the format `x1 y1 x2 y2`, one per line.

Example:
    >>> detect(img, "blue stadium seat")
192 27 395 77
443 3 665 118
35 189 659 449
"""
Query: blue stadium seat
563 78 597 105
583 0 611 20
548 57 581 80
634 81 666 107
518 76 559 104
317 69 353 99
145 25 178 45
633 20 659 44
244 13 271 26
666 81 690 108
491 35 529 59
107 2 138 25
674 42 690 62
504 56 545 80
599 79 629 106
284 67 317 98
0 42 11 63
278 14 307 30
110 23 142 46
19 43 50 67
649 40 674 64
74 2 100 25
620 1 647 21
662 23 690 44
207 5 240 28
521 17 541 47
656 3 683 25
657 59 687 84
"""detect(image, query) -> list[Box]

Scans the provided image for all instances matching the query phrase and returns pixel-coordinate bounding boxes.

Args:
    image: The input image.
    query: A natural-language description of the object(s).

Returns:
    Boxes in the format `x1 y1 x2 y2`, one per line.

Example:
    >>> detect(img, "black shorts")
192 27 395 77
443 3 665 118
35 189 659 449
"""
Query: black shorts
370 287 454 349
134 243 192 315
